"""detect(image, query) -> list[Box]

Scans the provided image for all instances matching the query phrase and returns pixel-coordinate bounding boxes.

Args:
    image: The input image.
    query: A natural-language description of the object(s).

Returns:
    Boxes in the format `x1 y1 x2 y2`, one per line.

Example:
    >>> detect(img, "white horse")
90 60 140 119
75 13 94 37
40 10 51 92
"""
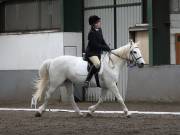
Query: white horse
31 41 145 117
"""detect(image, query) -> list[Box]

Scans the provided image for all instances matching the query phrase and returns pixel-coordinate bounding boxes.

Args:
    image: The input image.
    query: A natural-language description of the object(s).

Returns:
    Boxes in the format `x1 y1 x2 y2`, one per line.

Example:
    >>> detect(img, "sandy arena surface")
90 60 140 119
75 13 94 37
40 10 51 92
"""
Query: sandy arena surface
0 101 180 135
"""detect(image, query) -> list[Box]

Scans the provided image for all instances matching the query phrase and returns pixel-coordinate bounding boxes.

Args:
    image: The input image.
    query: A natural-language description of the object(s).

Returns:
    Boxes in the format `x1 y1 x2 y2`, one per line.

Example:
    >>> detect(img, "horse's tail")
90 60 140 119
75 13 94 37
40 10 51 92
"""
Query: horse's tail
33 59 51 102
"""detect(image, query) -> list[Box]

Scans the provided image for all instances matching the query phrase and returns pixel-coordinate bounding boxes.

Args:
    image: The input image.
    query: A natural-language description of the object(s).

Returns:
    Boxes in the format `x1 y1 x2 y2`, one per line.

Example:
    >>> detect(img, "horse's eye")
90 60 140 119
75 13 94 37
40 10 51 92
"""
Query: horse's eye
133 51 137 54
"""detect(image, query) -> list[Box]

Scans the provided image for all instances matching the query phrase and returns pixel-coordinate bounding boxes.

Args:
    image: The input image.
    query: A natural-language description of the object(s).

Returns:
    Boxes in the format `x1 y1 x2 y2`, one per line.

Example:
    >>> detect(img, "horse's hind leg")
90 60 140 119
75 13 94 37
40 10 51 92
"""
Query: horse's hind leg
64 81 83 116
35 85 57 117
88 88 108 114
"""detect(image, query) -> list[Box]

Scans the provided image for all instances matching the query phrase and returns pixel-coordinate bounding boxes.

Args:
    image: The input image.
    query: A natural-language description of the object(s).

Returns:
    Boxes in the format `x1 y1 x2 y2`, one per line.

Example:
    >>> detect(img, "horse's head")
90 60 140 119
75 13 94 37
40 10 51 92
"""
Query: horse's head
129 42 145 68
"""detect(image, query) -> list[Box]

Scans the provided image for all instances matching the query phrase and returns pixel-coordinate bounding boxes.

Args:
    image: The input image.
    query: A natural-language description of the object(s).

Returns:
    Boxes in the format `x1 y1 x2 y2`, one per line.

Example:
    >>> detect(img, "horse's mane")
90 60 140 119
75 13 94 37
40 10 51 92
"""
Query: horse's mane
111 42 138 59
112 43 131 59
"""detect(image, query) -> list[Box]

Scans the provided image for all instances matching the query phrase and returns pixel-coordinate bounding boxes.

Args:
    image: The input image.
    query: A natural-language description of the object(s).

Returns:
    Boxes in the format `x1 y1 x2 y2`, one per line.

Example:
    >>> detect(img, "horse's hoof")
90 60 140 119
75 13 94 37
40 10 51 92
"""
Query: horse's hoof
124 110 131 118
35 112 41 117
78 112 84 117
126 114 131 118
86 112 93 117
125 112 131 118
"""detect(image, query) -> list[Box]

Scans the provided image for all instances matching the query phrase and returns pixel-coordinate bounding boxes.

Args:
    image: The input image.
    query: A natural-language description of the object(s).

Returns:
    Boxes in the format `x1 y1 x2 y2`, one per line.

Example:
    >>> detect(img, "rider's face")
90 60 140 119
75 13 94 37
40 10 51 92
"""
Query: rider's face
94 21 101 29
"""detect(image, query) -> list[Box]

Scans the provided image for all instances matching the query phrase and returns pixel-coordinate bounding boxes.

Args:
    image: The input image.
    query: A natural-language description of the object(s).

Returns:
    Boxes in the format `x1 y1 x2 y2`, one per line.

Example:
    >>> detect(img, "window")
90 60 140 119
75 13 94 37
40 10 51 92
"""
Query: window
170 0 180 13
0 0 63 33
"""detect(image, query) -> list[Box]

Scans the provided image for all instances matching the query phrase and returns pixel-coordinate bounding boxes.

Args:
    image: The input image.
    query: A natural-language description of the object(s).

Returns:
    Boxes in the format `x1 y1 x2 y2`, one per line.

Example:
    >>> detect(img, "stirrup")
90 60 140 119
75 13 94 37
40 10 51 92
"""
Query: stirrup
83 81 90 88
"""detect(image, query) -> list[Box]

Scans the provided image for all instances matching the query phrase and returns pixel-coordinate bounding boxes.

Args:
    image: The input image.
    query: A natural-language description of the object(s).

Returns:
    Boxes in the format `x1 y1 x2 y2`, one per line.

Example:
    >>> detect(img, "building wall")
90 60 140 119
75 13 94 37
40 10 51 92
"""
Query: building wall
0 70 38 101
0 32 63 70
63 32 82 57
0 31 82 101
170 14 180 64
116 0 142 46
127 65 180 102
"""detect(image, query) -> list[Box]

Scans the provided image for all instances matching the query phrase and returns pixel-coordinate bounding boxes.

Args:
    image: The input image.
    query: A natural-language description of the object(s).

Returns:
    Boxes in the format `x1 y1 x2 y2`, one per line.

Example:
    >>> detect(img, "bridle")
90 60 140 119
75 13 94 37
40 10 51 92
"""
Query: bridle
129 47 142 63
109 44 142 67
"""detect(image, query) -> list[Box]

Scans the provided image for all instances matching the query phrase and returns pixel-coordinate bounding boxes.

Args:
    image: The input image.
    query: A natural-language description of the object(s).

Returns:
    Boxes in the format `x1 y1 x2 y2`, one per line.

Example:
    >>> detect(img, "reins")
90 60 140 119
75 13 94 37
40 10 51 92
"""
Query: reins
109 42 142 67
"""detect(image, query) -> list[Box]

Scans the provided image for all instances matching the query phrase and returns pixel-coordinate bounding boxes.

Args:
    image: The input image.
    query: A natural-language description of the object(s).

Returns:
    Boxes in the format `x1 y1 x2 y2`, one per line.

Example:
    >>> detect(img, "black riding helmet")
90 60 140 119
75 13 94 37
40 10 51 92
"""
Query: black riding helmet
89 15 101 26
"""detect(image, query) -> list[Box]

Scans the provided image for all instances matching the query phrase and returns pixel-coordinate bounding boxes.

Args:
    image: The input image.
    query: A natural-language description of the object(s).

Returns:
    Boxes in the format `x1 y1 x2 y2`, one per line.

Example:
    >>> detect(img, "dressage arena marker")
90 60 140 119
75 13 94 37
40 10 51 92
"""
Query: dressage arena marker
0 108 180 115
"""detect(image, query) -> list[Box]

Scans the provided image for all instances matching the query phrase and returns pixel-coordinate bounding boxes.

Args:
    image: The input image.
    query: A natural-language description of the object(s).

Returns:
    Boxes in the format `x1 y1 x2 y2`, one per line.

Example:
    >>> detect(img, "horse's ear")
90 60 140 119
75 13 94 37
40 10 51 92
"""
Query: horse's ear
129 39 134 47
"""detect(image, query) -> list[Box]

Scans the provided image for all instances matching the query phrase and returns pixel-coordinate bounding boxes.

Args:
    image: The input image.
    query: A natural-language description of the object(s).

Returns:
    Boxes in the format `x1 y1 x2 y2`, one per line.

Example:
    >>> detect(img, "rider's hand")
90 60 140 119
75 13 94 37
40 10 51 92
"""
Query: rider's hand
106 46 111 52
107 43 111 52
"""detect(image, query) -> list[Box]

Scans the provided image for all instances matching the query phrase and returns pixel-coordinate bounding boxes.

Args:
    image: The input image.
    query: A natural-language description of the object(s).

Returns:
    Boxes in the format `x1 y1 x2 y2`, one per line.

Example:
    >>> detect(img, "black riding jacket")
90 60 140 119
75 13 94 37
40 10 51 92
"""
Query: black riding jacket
85 28 110 58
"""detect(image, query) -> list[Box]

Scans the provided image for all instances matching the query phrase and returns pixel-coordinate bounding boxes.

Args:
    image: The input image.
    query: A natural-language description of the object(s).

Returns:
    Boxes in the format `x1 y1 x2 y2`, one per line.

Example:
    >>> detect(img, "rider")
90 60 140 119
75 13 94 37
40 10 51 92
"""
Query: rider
84 15 111 87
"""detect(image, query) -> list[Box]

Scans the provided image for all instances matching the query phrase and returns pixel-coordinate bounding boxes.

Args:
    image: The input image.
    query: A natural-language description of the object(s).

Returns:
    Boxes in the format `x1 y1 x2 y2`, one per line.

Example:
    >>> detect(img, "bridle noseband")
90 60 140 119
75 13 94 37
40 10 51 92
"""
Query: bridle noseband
109 45 142 67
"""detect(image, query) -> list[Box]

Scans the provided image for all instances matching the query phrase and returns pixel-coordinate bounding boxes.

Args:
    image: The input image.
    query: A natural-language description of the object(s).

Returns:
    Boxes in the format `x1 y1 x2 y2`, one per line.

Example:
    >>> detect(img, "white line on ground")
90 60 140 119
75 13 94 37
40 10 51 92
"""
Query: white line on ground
0 108 180 115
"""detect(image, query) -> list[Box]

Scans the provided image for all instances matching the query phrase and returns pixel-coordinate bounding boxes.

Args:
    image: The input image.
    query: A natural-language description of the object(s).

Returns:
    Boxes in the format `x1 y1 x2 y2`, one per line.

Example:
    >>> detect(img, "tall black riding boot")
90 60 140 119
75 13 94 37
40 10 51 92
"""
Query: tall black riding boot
83 65 97 88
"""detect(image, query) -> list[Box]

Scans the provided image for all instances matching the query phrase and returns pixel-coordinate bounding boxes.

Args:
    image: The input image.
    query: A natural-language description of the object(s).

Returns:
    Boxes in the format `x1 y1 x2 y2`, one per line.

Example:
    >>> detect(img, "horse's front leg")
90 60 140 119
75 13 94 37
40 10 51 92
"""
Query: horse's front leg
110 83 131 117
88 88 108 114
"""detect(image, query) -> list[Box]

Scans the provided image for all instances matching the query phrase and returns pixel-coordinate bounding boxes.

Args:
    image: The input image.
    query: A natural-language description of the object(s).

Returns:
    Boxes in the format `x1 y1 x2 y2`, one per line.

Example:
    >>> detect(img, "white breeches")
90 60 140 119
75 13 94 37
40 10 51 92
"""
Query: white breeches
89 56 101 69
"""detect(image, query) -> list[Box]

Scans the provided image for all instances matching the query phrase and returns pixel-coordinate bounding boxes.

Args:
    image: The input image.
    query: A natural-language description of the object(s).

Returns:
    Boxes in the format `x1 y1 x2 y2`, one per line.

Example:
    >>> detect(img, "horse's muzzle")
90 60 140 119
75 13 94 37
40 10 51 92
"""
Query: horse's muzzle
138 63 144 68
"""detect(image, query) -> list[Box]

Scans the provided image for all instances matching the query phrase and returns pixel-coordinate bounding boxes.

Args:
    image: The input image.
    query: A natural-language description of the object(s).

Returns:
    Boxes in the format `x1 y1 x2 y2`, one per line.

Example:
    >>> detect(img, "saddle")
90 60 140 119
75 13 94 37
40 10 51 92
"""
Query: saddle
83 53 101 87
